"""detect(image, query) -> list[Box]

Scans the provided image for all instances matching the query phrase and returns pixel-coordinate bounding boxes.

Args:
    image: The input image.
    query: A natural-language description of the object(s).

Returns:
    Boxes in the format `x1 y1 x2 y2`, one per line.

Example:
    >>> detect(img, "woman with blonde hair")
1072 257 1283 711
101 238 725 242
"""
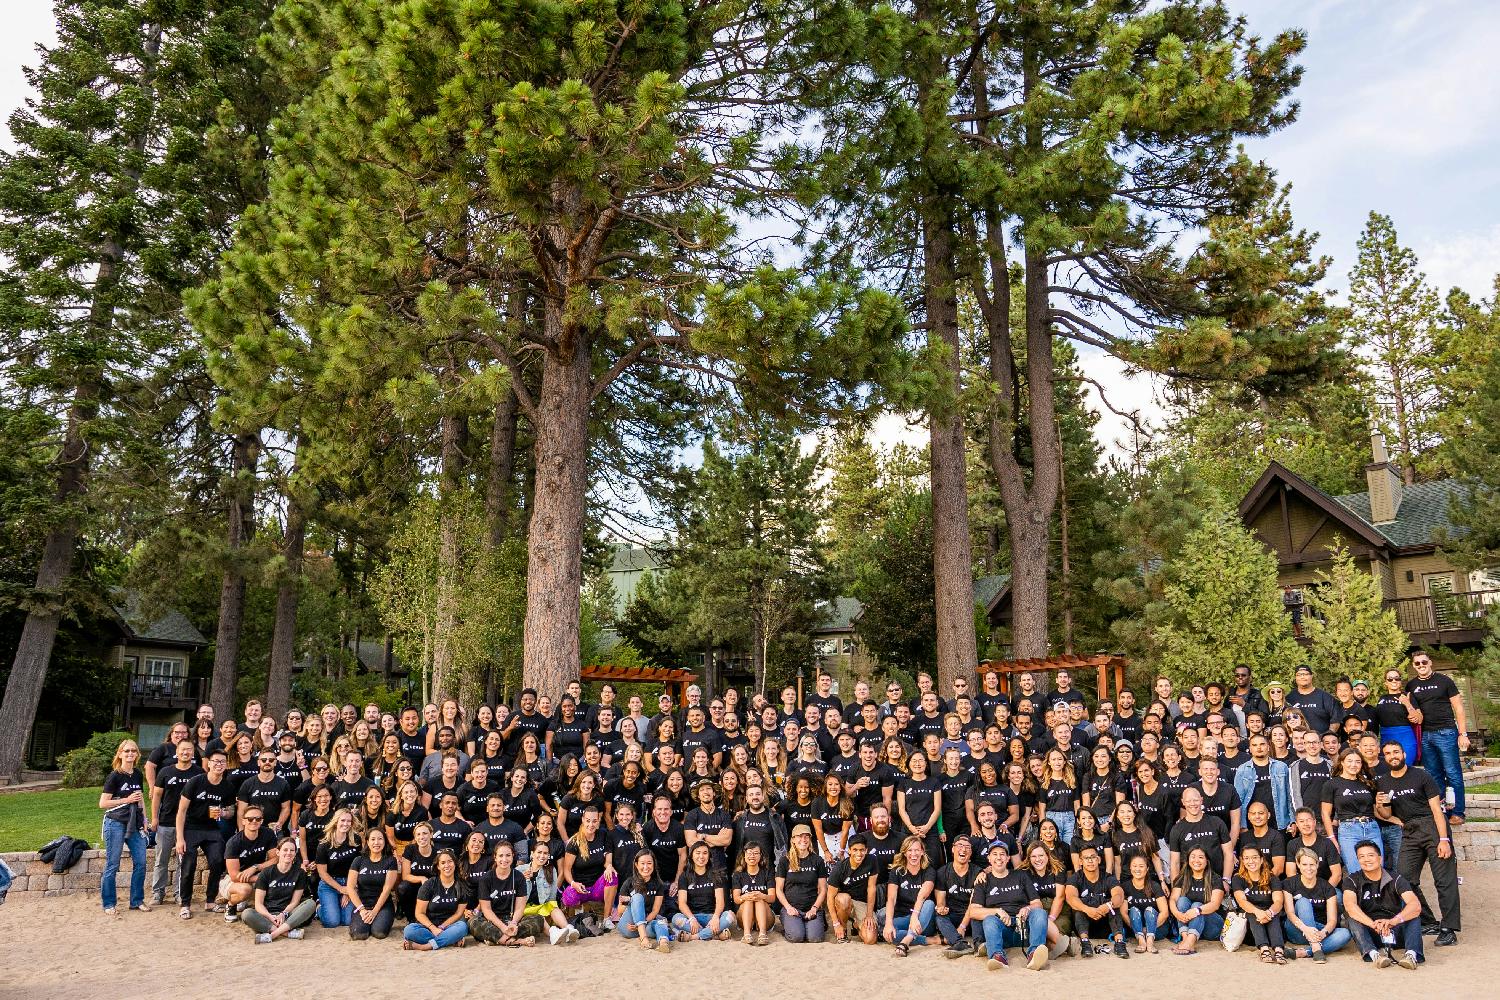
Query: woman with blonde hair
314 807 361 927
386 779 429 854
1041 748 1080 847
775 825 828 943
881 834 935 955
99 738 149 916
300 714 329 758
757 739 788 791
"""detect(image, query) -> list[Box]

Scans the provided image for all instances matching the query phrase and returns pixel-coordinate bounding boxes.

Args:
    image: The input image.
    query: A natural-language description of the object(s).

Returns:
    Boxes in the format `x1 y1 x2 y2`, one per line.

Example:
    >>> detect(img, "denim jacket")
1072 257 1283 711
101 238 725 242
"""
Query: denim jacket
1233 758 1291 830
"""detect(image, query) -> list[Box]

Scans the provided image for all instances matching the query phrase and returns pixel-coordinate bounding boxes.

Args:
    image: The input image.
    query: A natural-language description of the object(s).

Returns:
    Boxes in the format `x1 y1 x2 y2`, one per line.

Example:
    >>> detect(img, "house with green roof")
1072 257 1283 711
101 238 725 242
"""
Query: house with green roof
111 590 209 747
1237 434 1499 652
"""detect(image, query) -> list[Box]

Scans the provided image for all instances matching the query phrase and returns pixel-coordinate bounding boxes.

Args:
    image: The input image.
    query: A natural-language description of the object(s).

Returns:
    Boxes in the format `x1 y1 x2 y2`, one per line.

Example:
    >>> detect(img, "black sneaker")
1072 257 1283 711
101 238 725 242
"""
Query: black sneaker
1078 937 1093 958
1436 929 1458 947
1421 921 1441 936
1114 938 1129 959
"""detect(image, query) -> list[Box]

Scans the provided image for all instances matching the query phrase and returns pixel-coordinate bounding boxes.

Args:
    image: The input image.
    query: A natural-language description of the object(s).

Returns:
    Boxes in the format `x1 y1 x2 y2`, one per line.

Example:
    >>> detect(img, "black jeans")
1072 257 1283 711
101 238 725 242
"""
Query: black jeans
177 829 225 908
350 901 396 939
1073 908 1125 940
1397 816 1461 931
396 881 422 922
1246 913 1285 949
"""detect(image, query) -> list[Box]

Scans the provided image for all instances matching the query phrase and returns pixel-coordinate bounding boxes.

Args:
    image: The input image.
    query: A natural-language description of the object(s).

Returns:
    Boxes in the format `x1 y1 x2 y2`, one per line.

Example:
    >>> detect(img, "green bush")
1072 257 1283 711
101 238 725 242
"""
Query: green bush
58 730 136 788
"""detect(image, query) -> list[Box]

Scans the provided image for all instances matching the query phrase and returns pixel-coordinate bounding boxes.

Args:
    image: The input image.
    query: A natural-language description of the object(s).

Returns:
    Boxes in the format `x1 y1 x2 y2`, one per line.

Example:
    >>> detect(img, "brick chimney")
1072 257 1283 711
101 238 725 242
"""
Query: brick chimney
1365 431 1404 524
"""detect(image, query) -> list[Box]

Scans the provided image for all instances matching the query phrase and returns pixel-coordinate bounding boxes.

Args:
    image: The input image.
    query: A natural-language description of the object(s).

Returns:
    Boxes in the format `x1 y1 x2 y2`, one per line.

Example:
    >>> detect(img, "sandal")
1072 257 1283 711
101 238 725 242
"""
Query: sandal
758 932 769 946
894 942 910 957
178 907 192 920
718 928 732 941
1259 946 1272 964
1273 948 1287 965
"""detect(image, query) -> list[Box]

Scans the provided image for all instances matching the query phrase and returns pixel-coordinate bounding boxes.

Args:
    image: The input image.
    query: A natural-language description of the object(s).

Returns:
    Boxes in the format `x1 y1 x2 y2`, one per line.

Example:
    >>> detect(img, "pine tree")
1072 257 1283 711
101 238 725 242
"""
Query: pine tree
0 4 181 779
1436 278 1500 569
1303 542 1409 681
192 0 905 702
795 0 1314 667
1348 212 1442 483
1157 509 1304 688
671 419 834 694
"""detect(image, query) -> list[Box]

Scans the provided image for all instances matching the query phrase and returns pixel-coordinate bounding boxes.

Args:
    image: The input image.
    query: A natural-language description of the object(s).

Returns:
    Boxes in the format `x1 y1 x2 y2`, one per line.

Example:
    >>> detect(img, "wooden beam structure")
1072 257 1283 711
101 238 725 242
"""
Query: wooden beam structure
976 653 1129 706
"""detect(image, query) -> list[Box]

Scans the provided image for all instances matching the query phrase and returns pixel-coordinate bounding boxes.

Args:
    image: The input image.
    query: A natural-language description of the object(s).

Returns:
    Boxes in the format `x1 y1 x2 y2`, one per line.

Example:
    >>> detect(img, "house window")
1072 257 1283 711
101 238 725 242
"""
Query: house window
840 638 855 655
143 656 185 678
812 638 839 657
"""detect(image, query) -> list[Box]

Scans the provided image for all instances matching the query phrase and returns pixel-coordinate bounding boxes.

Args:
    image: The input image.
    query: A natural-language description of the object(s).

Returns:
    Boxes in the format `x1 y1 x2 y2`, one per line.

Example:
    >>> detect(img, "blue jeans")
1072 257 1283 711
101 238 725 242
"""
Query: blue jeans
1127 906 1159 938
981 908 1050 957
880 898 935 945
619 893 671 941
1046 810 1076 847
671 911 735 940
1171 896 1223 941
935 911 974 947
317 880 353 927
101 818 146 910
1380 822 1402 862
1336 819 1382 877
1350 915 1422 960
1282 897 1351 953
1420 728 1465 818
403 920 469 949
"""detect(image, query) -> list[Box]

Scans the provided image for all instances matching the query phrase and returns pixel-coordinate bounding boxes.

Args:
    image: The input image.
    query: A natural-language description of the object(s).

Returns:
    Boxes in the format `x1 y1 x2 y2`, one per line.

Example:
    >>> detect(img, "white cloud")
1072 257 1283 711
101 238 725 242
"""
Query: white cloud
1419 223 1500 299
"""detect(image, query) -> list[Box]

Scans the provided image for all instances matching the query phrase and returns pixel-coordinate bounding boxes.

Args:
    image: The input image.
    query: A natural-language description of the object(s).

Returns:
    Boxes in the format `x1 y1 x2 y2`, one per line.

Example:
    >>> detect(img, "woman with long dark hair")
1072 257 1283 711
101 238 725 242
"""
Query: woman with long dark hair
675 840 735 941
733 842 775 945
1122 853 1168 954
1231 845 1286 963
402 849 470 950
1323 747 1381 875
812 772 853 861
617 848 673 952
1169 846 1225 954
346 827 399 940
470 840 533 946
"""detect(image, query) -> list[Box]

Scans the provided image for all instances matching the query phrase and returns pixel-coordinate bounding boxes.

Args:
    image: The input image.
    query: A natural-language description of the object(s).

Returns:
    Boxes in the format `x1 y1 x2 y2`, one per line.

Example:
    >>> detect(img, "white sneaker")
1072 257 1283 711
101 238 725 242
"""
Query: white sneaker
224 909 239 923
602 917 616 931
288 928 304 940
564 925 580 943
254 933 272 944
549 926 564 946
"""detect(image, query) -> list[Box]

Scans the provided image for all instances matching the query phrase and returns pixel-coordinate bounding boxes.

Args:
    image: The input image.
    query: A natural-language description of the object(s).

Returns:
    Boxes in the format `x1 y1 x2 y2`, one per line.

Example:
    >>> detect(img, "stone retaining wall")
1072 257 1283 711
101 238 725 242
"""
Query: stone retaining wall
3 846 205 898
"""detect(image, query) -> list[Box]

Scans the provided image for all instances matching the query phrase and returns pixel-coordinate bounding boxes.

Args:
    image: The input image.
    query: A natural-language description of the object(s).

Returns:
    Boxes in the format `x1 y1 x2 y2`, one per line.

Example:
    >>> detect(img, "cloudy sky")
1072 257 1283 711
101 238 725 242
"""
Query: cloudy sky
4 1 1497 456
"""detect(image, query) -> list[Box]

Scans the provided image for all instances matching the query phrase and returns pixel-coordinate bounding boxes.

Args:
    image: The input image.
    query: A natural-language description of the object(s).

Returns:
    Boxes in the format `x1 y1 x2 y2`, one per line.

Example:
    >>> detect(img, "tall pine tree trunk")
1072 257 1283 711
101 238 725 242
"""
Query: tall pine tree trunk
209 431 258 720
521 308 590 700
486 388 519 547
0 26 162 781
430 407 469 701
264 491 305 720
923 212 979 693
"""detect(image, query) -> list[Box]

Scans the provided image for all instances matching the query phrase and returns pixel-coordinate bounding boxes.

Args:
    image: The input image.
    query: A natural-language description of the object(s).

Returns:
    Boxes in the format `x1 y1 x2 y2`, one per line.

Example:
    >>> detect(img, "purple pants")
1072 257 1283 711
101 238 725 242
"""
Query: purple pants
560 871 618 908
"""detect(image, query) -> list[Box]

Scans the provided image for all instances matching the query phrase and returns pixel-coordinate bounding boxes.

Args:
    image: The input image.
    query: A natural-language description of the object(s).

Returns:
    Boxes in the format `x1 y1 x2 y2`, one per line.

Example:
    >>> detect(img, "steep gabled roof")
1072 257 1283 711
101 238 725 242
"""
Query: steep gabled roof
974 574 1010 611
1237 461 1391 551
812 597 863 634
110 590 208 649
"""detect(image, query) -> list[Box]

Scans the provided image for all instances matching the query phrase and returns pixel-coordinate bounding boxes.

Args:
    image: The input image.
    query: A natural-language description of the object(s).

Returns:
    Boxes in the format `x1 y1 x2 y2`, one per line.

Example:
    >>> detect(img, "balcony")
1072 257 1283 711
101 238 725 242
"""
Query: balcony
127 672 206 709
1383 590 1499 647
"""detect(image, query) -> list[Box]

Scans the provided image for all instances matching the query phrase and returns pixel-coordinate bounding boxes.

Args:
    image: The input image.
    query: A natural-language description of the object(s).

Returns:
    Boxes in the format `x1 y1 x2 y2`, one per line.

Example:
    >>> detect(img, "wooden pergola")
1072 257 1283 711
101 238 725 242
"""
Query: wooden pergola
978 653 1128 706
581 663 701 707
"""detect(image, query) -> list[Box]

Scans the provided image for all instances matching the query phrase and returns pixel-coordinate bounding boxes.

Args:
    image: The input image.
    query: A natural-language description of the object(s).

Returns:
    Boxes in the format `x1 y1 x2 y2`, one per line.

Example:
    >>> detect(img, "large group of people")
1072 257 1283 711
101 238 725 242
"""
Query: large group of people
94 652 1470 972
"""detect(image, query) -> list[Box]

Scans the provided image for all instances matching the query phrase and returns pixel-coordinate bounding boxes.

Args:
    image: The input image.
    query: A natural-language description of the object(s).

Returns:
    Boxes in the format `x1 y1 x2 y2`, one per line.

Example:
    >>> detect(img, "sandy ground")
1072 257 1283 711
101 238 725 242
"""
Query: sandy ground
3 866 1496 1000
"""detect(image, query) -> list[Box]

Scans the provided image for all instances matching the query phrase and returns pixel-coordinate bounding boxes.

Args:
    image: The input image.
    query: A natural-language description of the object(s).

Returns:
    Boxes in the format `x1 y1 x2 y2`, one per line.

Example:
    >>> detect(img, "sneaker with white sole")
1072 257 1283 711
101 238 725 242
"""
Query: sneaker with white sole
1396 950 1419 970
254 933 272 944
549 926 564 946
1374 949 1394 969
1027 947 1049 971
564 925 580 943
224 909 239 923
1067 935 1082 958
288 928 304 940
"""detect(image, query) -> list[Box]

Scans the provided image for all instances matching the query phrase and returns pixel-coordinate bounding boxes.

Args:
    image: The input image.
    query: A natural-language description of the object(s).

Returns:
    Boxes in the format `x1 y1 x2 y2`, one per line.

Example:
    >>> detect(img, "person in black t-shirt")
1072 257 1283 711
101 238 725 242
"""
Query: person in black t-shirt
675 842 734 940
242 838 315 942
1281 844 1352 960
732 841 776 945
618 849 674 951
1230 845 1286 961
149 738 202 906
1121 853 1168 954
469 840 530 946
1341 840 1423 968
881 835 936 954
933 834 979 954
346 828 400 940
99 739 148 916
827 837 879 943
776 826 829 943
402 850 471 950
176 749 235 917
969 840 1052 970
1406 652 1469 824
1378 741 1461 944
222 805 278 916
1064 845 1128 957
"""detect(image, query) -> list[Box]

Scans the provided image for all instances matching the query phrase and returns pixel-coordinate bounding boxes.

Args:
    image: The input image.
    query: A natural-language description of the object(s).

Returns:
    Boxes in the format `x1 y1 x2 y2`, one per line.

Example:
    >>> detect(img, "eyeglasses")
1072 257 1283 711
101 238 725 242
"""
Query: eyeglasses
245 816 263 823
313 765 329 772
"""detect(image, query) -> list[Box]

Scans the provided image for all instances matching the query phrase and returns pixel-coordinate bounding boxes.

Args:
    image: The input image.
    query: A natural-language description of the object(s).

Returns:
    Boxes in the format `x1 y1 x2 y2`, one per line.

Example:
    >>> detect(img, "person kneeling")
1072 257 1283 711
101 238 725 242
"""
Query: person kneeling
1342 840 1422 970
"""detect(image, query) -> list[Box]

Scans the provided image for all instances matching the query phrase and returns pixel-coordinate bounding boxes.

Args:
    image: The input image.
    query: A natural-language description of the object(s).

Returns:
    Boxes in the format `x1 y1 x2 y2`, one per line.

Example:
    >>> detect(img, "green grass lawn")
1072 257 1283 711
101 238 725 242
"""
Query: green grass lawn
0 786 104 853
1469 781 1500 796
